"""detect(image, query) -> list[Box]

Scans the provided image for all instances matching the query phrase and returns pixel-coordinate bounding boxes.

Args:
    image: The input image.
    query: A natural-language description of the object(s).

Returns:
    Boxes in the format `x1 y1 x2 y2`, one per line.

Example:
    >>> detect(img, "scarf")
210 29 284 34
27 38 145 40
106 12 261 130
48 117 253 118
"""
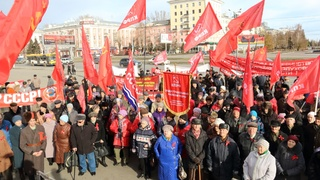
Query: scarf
192 129 201 139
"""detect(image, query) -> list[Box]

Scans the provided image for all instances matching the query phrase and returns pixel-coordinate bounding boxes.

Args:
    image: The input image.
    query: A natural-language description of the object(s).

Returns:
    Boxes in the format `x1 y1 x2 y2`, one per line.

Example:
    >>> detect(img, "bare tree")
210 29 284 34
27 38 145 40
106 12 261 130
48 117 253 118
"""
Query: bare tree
147 10 170 22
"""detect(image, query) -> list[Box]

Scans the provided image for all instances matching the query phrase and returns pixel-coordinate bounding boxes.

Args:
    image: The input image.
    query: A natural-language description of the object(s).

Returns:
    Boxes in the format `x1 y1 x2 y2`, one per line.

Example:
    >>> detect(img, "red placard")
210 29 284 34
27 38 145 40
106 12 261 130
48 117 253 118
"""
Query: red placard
115 75 160 92
163 72 191 116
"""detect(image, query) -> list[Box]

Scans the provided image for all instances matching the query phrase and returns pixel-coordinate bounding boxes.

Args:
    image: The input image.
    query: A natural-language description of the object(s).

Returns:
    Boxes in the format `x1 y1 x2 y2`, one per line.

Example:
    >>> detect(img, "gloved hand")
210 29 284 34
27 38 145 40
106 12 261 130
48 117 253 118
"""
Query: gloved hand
280 170 288 176
207 167 213 172
193 157 201 164
131 148 136 153
232 171 240 179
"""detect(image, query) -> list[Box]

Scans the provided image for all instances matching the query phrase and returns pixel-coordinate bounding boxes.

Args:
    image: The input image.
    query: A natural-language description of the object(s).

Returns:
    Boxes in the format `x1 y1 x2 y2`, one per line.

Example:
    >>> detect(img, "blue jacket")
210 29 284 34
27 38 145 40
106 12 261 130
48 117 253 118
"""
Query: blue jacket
154 135 182 180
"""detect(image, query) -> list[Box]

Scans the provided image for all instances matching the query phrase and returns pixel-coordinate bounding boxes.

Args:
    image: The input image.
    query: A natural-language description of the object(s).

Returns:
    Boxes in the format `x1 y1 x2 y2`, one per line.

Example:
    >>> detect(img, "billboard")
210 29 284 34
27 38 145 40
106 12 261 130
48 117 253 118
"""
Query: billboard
44 35 75 45
160 34 172 43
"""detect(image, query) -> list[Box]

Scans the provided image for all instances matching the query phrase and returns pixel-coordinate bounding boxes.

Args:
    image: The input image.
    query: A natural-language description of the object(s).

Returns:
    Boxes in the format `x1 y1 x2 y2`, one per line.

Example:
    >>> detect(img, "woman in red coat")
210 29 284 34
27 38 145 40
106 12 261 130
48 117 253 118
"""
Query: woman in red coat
110 109 132 166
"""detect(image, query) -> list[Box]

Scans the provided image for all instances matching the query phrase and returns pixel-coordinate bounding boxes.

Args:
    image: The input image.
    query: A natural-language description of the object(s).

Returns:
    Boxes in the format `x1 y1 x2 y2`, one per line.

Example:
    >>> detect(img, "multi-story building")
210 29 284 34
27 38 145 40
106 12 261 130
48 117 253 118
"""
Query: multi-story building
168 0 226 53
42 15 135 57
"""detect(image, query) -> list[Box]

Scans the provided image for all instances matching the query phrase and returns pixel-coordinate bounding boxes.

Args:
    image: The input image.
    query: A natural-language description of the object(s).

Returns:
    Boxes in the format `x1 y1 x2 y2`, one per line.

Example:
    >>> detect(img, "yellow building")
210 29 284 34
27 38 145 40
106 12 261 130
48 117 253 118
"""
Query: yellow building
168 0 225 53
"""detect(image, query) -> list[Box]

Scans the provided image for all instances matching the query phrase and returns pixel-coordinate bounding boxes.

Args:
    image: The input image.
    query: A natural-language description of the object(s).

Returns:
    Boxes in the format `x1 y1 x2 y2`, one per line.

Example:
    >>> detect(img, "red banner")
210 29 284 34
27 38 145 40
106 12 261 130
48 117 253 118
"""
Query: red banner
115 75 160 92
0 85 64 107
163 72 191 116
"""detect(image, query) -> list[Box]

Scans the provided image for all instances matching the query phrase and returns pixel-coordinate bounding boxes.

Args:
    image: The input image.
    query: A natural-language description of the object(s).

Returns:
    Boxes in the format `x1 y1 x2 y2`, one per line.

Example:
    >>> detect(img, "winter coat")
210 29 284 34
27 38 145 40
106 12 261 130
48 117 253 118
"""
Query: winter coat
185 129 208 169
63 109 78 125
132 125 157 158
70 122 97 154
89 120 106 148
174 123 191 158
158 118 176 137
3 107 22 125
151 101 166 113
206 136 241 180
110 117 132 147
20 125 47 175
259 109 278 132
238 132 265 162
154 135 182 180
264 131 288 155
131 116 156 134
275 141 305 180
152 110 166 127
53 123 71 164
42 120 56 158
9 124 25 169
225 116 247 142
304 123 319 163
308 148 320 180
243 150 277 180
0 130 13 173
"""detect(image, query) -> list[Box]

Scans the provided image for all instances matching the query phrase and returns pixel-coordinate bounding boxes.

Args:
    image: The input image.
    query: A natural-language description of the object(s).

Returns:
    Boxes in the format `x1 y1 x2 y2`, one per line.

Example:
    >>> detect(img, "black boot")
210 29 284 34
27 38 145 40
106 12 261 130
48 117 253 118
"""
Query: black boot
48 158 54 166
96 159 99 168
56 164 64 173
101 156 108 167
18 168 25 180
67 167 72 173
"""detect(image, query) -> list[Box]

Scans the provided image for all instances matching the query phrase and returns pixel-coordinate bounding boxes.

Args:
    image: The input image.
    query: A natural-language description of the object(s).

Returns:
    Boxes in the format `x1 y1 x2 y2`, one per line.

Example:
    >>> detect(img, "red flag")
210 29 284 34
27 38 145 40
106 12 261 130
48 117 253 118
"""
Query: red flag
184 2 222 52
253 47 267 61
209 30 238 64
87 84 93 101
242 44 254 114
122 50 138 110
305 93 315 104
0 11 6 29
52 44 65 95
77 85 86 113
228 0 265 32
0 0 48 85
118 0 146 30
153 51 167 65
287 56 320 107
270 52 282 89
82 26 99 85
189 51 204 74
98 37 115 93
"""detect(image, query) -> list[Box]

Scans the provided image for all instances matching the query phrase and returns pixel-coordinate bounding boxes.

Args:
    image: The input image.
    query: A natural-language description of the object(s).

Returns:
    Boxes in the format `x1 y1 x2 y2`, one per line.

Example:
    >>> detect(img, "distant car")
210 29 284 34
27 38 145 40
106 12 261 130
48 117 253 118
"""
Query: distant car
148 57 170 65
61 58 73 64
119 58 142 68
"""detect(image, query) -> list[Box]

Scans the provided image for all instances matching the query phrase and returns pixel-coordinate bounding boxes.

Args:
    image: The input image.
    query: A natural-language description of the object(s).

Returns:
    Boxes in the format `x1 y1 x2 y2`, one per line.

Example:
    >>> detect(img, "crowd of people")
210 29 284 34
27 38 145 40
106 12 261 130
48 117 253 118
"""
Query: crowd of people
0 69 320 180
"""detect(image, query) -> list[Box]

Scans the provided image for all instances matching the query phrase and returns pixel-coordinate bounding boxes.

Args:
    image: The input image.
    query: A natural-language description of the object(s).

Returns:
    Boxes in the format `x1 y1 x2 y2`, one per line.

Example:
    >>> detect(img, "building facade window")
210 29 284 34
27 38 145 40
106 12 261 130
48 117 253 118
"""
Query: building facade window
199 2 201 6
180 4 182 8
199 9 201 13
186 10 188 15
180 11 182 15
174 12 177 16
175 5 177 9
192 3 195 7
192 10 195 14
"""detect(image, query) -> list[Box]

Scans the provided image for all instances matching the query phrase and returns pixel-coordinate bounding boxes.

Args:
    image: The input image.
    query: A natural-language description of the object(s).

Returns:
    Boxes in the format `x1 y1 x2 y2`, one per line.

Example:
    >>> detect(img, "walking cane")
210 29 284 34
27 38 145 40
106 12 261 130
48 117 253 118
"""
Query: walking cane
198 164 201 180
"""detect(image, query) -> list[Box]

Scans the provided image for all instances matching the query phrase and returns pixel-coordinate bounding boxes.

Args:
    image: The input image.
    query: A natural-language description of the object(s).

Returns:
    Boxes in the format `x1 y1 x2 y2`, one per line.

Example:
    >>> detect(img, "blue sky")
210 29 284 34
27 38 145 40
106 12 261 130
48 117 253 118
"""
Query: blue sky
1 0 319 40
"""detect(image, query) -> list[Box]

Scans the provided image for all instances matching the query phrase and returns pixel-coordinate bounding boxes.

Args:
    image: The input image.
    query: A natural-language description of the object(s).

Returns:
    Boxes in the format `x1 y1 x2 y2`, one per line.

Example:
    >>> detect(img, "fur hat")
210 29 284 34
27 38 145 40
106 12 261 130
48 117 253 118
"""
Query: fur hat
88 112 98 118
162 124 173 132
23 111 35 123
219 123 230 131
191 118 202 125
287 135 299 143
75 114 86 121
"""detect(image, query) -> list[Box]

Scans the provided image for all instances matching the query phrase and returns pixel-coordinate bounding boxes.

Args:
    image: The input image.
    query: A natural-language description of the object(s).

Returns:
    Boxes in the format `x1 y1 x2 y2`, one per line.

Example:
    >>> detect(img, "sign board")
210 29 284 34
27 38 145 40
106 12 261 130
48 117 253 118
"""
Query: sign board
160 34 172 43
44 35 75 45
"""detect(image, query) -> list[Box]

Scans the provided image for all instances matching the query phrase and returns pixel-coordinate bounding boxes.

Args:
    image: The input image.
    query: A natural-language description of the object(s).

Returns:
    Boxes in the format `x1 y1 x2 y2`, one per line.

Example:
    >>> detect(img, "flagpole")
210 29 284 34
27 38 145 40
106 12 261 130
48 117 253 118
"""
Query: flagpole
143 19 147 93
315 90 319 113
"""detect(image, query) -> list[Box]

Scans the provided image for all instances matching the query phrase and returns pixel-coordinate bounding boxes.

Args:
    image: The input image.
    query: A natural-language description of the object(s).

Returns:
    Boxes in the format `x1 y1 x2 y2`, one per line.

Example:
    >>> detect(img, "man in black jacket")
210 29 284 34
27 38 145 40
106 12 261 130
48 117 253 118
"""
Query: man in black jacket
71 114 98 176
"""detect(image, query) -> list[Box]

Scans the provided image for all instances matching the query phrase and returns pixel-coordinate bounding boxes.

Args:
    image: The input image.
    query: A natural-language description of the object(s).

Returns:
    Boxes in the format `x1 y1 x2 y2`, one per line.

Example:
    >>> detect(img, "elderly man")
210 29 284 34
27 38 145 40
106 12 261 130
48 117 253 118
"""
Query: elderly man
52 100 65 121
238 122 265 163
206 123 241 180
280 114 304 145
225 107 247 142
70 114 98 176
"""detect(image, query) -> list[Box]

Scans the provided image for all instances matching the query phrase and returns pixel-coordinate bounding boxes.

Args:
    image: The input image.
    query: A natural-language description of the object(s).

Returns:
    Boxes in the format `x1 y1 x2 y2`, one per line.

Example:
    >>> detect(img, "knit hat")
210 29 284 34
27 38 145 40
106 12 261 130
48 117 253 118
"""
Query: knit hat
76 114 86 121
219 123 230 131
162 124 173 132
278 113 286 119
67 103 73 109
193 107 201 114
287 135 299 143
44 113 53 119
179 114 188 121
12 115 22 124
60 115 69 123
118 110 128 117
250 110 258 117
213 118 225 126
233 107 240 112
256 139 269 150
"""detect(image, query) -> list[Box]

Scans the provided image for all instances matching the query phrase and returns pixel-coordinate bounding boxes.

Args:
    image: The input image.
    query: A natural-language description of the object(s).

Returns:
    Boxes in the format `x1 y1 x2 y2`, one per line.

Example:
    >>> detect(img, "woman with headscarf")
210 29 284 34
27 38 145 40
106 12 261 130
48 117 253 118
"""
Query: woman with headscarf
110 109 132 166
9 115 25 179
53 115 71 173
132 117 157 179
243 139 277 180
20 111 47 180
275 135 305 180
63 103 78 125
154 125 182 180
42 113 56 166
